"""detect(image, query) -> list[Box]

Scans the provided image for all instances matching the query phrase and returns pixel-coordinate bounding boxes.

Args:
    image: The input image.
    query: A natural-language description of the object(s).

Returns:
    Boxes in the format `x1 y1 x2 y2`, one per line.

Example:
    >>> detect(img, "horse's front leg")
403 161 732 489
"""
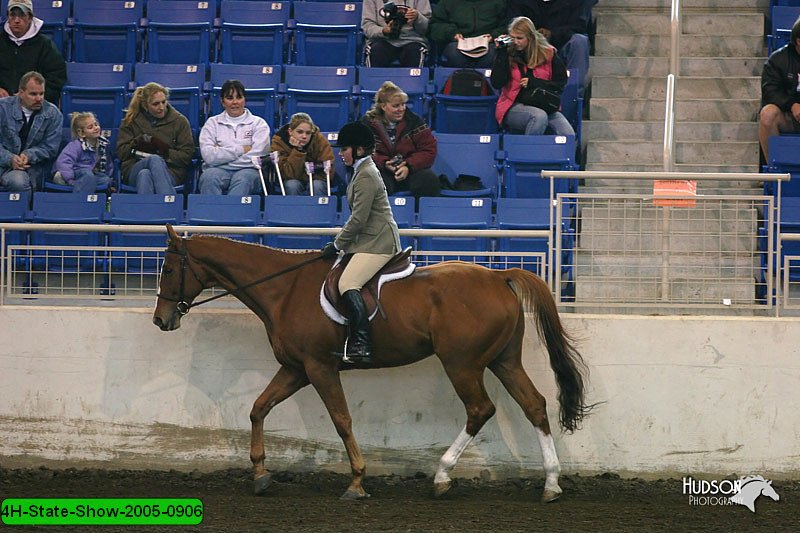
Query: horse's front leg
250 365 310 495
305 365 369 500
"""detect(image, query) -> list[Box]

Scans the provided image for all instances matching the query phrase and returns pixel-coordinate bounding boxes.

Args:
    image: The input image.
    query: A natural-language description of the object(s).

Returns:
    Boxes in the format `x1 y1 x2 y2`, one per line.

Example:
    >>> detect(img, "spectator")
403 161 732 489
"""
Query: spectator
0 71 62 192
360 81 439 198
428 0 507 68
507 0 592 96
53 111 113 194
270 112 334 196
759 16 800 161
362 0 431 68
490 17 574 136
0 0 66 104
198 80 270 196
116 82 195 194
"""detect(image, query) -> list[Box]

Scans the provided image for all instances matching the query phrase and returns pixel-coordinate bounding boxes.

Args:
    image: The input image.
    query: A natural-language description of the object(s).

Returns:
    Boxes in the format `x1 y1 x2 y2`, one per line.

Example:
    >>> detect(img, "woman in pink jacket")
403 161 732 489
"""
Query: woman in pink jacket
490 16 574 136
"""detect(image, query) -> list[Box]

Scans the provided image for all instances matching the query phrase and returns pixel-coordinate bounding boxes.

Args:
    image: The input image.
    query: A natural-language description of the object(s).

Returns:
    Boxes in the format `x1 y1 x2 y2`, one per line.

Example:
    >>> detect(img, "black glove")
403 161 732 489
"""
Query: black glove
320 242 339 258
147 134 171 157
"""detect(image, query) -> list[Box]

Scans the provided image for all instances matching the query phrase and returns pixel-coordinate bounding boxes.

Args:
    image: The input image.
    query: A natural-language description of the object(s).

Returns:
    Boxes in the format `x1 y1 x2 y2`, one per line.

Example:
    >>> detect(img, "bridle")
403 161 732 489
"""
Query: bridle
156 246 327 316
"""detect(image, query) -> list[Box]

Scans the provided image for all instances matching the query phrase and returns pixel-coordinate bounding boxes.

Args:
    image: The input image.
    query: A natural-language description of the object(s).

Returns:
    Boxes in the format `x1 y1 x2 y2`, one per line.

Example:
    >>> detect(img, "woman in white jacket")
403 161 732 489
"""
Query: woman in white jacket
198 80 270 195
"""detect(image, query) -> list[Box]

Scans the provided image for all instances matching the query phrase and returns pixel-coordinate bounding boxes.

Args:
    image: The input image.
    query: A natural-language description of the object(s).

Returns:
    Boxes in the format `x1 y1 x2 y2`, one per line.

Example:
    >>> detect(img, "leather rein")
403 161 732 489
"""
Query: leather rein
157 248 326 316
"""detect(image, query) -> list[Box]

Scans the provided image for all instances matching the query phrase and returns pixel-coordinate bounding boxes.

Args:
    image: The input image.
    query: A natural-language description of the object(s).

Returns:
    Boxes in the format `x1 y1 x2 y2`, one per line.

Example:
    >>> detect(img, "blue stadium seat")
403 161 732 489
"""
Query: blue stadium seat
431 133 501 199
0 192 30 268
108 194 184 273
186 194 261 243
768 5 800 53
144 0 216 66
560 69 583 147
209 64 281 127
282 65 356 132
19 0 71 59
766 135 800 197
263 195 338 250
778 196 800 282
29 192 107 272
502 134 578 199
357 67 431 120
495 197 550 276
292 1 362 66
219 0 290 65
319 131 348 196
417 196 492 264
340 195 416 249
71 0 143 63
61 62 131 130
134 63 206 132
431 67 498 134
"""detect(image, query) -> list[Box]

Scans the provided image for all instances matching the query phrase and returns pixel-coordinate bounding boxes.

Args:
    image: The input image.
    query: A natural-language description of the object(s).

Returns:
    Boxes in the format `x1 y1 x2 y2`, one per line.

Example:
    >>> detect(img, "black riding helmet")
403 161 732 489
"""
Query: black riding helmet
335 121 375 153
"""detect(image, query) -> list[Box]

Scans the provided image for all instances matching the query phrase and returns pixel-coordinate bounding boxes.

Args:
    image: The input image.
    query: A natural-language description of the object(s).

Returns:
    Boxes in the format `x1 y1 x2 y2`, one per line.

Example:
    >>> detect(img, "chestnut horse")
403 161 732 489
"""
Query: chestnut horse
153 225 590 503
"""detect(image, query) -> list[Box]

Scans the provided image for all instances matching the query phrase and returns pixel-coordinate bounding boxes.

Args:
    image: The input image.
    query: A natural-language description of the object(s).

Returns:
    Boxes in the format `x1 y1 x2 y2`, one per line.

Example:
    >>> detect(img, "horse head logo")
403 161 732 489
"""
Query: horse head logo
729 475 780 513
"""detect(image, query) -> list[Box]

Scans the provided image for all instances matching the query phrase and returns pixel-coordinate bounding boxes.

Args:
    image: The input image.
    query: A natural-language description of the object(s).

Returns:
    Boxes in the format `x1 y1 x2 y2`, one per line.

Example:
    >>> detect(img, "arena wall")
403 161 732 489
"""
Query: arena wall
0 307 798 480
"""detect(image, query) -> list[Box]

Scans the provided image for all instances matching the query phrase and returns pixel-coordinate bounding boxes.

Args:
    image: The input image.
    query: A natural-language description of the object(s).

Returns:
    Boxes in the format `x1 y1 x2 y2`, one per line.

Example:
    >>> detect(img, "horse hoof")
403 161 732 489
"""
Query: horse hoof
340 489 371 501
541 488 562 503
253 474 272 496
433 481 452 498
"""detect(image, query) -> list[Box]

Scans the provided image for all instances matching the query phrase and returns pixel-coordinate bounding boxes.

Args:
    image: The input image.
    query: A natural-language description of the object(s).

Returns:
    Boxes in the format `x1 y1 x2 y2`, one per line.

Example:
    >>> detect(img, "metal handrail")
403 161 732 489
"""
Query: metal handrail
663 0 681 171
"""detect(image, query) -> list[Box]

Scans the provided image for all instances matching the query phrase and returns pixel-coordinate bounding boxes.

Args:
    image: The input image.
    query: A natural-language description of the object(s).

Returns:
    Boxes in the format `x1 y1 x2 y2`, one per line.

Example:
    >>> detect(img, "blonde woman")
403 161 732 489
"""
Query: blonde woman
360 81 439 198
115 82 195 194
270 112 334 196
490 16 574 136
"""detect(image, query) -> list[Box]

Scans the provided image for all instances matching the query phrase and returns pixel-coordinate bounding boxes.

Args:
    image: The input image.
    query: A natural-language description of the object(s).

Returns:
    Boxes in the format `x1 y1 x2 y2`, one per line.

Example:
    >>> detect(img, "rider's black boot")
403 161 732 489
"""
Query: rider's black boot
341 289 373 364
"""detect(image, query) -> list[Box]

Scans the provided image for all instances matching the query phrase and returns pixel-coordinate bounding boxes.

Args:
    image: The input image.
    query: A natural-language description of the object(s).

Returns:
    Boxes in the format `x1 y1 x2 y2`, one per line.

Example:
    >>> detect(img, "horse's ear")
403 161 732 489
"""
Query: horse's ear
166 224 182 248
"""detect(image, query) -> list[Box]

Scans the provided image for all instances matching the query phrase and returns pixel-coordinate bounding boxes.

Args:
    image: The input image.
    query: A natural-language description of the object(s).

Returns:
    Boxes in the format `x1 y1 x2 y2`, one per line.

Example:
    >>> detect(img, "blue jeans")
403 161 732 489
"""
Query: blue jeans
503 104 575 136
199 167 261 196
129 156 177 194
284 178 327 196
558 33 590 97
72 168 112 194
0 164 47 192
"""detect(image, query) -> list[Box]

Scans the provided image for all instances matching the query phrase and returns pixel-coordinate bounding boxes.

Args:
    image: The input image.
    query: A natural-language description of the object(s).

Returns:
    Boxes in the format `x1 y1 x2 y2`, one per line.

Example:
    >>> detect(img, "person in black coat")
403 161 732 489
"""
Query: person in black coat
760 17 800 161
0 0 66 104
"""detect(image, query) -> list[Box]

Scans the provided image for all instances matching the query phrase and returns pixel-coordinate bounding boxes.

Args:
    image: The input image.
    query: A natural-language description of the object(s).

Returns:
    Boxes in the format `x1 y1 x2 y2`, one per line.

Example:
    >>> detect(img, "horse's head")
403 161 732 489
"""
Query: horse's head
761 480 780 502
153 224 207 331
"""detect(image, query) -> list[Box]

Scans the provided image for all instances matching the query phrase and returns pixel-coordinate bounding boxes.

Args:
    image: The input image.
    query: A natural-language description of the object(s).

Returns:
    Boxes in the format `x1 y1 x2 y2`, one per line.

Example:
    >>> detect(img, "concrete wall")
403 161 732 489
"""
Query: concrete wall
1 307 798 480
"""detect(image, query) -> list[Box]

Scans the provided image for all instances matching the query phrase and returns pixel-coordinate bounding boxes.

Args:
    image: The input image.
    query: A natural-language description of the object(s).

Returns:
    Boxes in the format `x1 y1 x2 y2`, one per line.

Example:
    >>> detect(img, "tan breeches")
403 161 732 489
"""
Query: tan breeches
338 252 394 293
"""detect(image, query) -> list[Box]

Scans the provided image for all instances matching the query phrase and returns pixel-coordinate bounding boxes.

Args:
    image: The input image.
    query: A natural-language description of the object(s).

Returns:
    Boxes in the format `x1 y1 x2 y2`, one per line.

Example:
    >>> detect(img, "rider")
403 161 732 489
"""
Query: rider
320 121 401 365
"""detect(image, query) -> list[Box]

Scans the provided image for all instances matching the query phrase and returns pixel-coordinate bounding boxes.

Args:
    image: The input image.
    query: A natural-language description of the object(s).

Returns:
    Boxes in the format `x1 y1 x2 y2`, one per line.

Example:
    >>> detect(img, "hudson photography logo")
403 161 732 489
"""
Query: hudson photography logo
682 475 780 512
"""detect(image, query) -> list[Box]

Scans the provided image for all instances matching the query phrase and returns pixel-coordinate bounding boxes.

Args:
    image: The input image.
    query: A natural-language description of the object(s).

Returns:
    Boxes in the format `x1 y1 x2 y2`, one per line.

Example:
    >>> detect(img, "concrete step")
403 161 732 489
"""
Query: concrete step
594 34 765 58
592 76 760 100
590 98 758 122
591 57 763 77
595 0 768 11
583 121 758 142
596 13 763 36
587 140 758 165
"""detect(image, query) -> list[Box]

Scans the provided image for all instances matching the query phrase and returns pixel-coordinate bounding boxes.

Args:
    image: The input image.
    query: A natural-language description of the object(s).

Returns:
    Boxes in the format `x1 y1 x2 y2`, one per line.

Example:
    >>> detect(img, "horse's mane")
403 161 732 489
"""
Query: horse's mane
739 475 767 485
187 234 312 255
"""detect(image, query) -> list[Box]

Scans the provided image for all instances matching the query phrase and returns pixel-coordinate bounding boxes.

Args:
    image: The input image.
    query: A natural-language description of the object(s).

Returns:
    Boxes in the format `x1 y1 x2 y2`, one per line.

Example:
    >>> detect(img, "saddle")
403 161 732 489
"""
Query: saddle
321 247 415 324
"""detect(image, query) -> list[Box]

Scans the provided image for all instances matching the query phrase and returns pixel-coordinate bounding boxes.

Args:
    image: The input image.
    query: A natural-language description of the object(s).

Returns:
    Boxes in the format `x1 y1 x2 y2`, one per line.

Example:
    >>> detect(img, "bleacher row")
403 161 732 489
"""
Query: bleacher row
0 192 574 281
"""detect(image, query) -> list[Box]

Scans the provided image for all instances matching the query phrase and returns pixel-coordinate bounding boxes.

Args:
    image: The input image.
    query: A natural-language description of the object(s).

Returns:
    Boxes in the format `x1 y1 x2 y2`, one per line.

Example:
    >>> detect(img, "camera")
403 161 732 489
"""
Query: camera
496 35 514 48
380 1 409 40
390 154 404 167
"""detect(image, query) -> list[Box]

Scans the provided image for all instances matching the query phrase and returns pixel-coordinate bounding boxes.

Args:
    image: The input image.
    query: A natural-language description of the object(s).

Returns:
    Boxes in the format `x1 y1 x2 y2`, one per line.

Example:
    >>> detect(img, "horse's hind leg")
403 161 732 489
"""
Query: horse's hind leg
434 367 497 497
489 352 563 503
250 365 309 495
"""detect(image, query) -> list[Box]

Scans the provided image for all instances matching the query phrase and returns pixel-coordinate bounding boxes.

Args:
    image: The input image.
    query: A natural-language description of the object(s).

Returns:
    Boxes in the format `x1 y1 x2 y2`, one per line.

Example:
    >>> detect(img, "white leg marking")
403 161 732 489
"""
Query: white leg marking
434 427 474 485
535 427 562 494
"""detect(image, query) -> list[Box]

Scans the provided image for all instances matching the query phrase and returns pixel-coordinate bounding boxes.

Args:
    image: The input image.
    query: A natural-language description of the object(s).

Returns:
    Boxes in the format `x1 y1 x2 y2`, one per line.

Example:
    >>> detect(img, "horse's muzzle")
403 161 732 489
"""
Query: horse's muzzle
153 314 180 331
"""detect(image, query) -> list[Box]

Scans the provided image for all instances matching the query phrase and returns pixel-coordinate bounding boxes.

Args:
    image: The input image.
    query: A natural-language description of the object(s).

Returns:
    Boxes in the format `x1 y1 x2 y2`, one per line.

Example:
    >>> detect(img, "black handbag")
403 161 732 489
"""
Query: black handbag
515 65 563 114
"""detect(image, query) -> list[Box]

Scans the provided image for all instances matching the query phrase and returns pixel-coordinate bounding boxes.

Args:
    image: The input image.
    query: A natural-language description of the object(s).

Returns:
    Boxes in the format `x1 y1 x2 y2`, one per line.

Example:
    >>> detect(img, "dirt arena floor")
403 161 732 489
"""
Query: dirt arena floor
1 466 797 532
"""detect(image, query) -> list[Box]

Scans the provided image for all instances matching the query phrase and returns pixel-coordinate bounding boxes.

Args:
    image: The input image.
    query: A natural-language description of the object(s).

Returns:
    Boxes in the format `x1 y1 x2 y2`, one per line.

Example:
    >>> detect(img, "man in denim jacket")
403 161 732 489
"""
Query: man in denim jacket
0 71 62 192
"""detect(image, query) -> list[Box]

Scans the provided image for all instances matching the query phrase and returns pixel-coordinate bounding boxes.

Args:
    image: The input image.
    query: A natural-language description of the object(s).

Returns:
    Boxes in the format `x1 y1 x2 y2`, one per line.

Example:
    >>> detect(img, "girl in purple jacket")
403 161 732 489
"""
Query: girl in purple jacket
53 112 113 194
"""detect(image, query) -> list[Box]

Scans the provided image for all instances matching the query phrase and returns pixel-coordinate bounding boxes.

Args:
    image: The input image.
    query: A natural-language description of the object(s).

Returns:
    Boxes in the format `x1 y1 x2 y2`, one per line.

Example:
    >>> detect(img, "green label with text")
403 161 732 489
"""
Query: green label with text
1 498 203 526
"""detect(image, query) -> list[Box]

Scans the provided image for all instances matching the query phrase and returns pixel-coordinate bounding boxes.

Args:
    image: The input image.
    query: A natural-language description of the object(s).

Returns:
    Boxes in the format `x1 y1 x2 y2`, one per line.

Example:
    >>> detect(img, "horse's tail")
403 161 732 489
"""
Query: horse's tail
505 268 591 433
